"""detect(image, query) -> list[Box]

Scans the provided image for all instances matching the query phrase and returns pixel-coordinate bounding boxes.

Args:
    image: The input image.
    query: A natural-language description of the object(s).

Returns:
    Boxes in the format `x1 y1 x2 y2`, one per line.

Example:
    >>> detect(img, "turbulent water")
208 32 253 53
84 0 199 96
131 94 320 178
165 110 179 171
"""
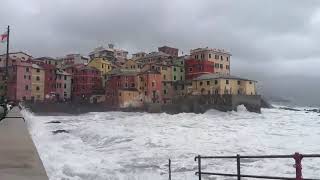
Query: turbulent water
22 106 320 180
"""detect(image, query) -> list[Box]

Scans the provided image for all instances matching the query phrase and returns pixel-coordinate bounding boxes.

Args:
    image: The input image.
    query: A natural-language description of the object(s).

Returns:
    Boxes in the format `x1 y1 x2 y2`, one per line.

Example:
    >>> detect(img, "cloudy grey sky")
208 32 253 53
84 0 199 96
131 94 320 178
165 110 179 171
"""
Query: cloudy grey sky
1 0 320 105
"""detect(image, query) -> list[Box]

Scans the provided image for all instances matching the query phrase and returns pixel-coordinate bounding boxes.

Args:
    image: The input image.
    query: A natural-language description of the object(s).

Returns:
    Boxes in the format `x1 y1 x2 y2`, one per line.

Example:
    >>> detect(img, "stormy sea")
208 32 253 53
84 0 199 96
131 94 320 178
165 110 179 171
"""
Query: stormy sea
22 105 320 180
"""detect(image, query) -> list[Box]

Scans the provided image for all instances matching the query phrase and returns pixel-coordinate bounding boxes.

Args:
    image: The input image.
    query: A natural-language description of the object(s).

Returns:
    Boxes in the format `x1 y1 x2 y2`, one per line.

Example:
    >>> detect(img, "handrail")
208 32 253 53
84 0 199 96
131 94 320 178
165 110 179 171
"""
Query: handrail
194 152 320 180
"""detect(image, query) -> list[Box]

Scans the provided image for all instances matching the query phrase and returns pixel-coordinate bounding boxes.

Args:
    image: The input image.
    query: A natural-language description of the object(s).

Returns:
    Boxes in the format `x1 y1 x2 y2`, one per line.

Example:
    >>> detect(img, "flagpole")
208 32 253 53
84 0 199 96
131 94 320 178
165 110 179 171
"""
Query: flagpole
4 25 10 100
5 25 9 80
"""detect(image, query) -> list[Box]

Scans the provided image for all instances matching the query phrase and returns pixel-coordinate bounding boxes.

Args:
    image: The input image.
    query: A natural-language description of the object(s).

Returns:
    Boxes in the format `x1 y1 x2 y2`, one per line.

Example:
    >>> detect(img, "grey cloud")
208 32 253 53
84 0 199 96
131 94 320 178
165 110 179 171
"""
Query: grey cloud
0 0 320 105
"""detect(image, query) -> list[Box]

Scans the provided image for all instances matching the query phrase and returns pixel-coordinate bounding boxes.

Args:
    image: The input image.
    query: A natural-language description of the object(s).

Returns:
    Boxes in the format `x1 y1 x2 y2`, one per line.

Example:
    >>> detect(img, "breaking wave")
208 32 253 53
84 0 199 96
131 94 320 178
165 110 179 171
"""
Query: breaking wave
22 106 320 179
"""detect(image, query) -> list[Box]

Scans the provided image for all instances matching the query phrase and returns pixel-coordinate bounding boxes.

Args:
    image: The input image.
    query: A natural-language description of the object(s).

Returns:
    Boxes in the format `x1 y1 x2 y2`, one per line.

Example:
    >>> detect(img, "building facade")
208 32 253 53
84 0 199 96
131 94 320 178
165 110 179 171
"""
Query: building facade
61 54 89 66
7 61 32 101
71 65 102 100
88 57 112 87
190 48 231 75
158 46 179 57
31 64 45 101
185 59 214 80
191 74 257 95
55 69 72 101
0 52 32 67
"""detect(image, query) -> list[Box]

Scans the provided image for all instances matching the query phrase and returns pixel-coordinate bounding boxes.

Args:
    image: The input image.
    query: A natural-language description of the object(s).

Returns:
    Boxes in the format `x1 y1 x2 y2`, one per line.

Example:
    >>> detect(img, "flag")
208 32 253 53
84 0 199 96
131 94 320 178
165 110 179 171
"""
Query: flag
0 33 8 43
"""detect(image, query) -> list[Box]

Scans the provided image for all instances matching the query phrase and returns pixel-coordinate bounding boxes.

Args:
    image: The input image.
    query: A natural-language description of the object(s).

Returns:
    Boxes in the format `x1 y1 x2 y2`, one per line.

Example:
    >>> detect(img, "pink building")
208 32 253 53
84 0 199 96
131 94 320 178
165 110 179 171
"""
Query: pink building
7 60 32 101
139 70 162 103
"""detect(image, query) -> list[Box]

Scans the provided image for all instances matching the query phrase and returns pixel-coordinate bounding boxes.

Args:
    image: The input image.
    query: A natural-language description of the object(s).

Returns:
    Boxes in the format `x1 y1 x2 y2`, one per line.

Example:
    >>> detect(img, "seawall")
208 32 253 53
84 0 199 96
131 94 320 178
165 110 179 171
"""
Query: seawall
0 107 48 180
24 94 263 115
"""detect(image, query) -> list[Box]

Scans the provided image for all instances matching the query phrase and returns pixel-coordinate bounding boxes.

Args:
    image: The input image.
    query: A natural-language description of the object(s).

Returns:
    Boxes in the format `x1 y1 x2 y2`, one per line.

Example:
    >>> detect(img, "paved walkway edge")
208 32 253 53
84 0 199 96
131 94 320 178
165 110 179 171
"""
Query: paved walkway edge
0 107 49 180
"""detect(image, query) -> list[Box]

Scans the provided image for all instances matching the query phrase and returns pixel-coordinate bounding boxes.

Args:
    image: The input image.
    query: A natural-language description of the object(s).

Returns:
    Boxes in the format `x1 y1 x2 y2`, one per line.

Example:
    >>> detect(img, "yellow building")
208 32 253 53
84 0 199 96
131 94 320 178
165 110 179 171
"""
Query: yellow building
31 64 45 101
88 57 112 87
118 89 142 108
122 59 142 70
191 74 257 95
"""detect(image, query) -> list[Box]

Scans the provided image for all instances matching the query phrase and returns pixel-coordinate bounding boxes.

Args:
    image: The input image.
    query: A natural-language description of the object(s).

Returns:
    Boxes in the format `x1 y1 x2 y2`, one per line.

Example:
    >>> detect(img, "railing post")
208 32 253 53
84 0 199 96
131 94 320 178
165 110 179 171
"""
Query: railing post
198 155 201 180
293 152 303 180
237 154 241 180
168 159 171 180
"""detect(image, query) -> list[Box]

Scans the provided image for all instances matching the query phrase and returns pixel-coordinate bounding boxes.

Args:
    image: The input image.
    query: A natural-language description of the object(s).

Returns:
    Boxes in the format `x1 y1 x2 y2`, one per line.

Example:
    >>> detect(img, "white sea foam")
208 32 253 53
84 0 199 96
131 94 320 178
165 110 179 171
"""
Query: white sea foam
22 107 320 180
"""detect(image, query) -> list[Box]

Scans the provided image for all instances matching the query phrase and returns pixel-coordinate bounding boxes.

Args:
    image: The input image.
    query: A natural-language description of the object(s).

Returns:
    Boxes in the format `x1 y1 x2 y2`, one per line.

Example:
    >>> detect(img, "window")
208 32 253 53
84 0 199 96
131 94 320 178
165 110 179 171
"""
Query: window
189 67 193 72
25 85 29 90
163 82 166 86
131 83 135 87
180 68 183 72
226 80 229 84
64 75 67 80
180 76 183 80
207 81 210 85
36 76 40 81
215 80 218 85
180 61 183 65
237 80 241 85
174 67 176 72
125 83 128 88
64 84 66 89
29 75 31 80
174 76 176 80
200 81 203 86
220 64 223 69
221 56 223 60
249 81 252 84
37 69 40 73
238 90 241 94
26 67 29 72
152 82 155 87
226 65 230 69
215 55 219 59
164 89 167 94
102 64 104 68
119 92 121 96
163 74 166 80
24 75 26 79
227 57 229 61
36 86 40 91
215 63 219 68
209 54 211 58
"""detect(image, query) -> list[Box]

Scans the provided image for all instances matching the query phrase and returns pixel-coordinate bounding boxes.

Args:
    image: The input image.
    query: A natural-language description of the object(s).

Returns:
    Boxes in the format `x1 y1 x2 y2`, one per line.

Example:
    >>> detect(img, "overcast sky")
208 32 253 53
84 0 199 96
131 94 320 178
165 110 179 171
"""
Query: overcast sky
1 0 320 105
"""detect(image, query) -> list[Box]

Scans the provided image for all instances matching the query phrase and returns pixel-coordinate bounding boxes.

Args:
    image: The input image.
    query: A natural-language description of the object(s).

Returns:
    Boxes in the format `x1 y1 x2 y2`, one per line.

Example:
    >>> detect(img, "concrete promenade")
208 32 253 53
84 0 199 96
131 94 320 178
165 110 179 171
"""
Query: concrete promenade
0 107 48 180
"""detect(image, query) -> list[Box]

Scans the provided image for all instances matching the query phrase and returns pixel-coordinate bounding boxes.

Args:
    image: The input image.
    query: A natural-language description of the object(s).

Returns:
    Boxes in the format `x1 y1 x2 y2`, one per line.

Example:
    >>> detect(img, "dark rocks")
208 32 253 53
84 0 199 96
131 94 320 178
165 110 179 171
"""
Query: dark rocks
46 121 61 124
304 109 320 113
279 107 301 111
261 97 273 108
52 129 69 134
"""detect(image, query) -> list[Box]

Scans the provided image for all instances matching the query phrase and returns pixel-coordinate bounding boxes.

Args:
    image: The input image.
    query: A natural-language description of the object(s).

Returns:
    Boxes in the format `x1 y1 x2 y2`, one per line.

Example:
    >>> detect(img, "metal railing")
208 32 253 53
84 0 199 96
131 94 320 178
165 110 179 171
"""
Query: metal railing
194 152 320 180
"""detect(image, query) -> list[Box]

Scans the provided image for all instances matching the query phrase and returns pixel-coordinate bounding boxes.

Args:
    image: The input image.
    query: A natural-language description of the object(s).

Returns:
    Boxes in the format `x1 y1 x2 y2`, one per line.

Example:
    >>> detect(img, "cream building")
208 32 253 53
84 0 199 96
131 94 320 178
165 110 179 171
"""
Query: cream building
190 47 231 75
31 64 45 101
191 73 257 95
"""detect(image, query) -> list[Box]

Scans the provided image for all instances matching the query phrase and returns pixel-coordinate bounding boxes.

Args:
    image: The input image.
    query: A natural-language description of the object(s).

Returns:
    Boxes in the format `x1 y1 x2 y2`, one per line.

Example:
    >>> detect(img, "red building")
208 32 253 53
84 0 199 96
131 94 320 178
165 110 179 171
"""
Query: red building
105 71 138 106
40 64 56 100
158 46 179 57
185 59 214 80
65 64 102 101
139 70 162 103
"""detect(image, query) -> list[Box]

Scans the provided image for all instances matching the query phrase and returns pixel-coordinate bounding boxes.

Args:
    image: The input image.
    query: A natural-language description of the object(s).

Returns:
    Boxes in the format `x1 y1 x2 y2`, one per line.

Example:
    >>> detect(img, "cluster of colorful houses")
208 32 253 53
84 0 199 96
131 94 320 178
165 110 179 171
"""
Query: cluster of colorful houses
0 44 257 108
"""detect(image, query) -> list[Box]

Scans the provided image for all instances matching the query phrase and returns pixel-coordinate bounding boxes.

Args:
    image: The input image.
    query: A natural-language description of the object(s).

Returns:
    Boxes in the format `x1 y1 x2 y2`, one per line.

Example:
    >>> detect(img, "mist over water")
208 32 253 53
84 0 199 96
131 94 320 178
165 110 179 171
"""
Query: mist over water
22 106 320 180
